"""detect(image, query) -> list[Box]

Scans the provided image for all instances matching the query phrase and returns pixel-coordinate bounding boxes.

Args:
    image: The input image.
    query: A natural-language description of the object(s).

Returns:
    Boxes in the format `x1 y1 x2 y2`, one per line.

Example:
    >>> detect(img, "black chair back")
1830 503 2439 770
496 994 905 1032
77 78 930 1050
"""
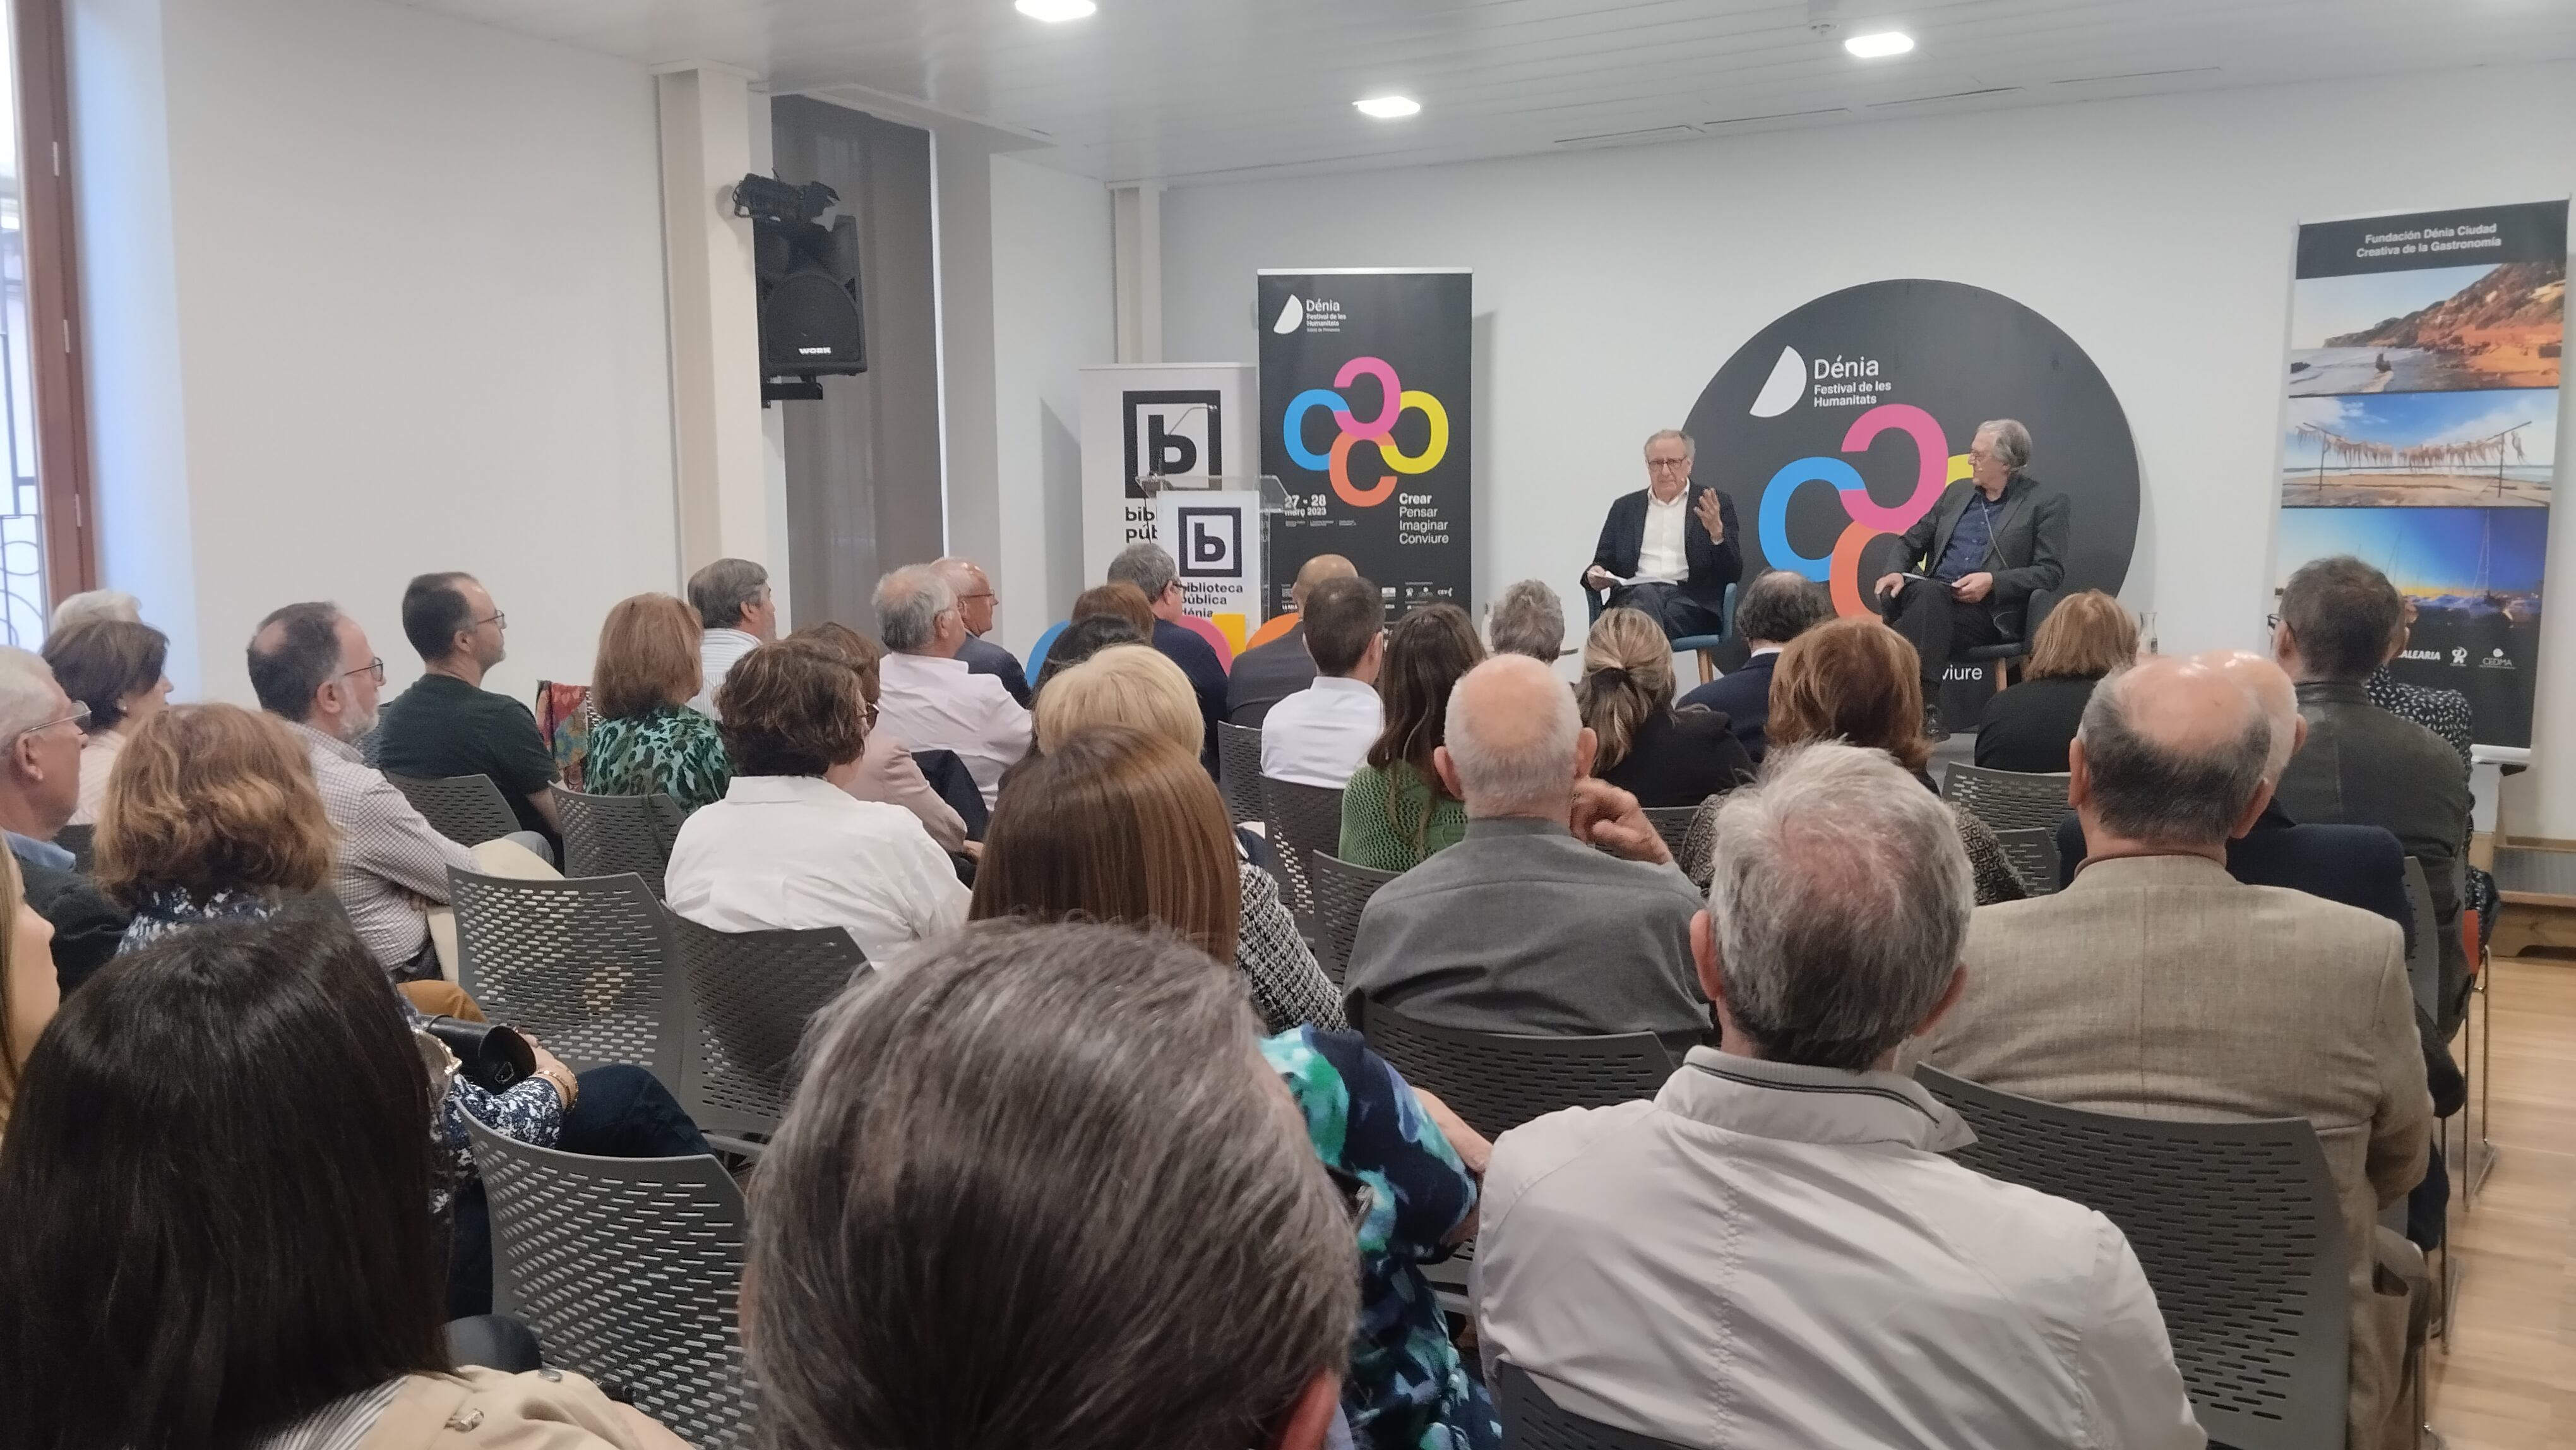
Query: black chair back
1988 826 2063 897
388 772 523 848
1359 999 1672 1139
1260 776 1345 926
1639 805 1700 858
1215 722 1265 827
1938 764 2072 836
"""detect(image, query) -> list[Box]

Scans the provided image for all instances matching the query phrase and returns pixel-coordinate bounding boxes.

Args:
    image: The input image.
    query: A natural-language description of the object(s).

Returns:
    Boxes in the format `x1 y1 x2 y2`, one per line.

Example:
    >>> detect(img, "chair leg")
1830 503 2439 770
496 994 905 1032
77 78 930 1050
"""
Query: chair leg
1698 649 1717 685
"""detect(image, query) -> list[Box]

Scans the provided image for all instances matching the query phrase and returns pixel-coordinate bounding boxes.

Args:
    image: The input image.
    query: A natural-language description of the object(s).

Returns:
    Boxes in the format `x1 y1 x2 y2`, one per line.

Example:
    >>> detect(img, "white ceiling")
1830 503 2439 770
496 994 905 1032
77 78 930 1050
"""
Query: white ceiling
396 0 2576 186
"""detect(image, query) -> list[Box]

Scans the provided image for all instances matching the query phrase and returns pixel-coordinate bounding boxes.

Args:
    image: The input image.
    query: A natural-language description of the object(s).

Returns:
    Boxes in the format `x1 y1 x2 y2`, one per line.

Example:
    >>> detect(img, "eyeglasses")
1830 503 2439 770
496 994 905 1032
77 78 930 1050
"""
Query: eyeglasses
17 705 89 741
474 611 507 630
344 657 386 685
1645 457 1691 470
955 590 995 604
2265 614 2281 632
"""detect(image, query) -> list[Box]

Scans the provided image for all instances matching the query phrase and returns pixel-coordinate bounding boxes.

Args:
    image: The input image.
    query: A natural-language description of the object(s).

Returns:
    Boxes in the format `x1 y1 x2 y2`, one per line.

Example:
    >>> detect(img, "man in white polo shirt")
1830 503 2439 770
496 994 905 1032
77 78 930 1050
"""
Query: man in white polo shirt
1256 575 1383 789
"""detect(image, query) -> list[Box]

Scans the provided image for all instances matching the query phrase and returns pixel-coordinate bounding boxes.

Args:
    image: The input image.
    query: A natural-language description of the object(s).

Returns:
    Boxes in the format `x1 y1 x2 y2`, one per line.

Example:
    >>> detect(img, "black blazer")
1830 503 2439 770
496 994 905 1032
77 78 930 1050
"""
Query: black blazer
1587 485 1741 609
956 633 1031 709
1972 675 2099 773
1892 473 2069 638
1226 622 1316 726
1596 708 1756 808
1676 651 1777 763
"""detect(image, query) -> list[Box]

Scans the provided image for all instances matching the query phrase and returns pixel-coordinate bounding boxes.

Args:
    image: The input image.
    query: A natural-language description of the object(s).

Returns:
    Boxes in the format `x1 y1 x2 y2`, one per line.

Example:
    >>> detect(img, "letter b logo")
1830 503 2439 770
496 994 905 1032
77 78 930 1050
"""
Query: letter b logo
1148 416 1199 475
1176 507 1240 577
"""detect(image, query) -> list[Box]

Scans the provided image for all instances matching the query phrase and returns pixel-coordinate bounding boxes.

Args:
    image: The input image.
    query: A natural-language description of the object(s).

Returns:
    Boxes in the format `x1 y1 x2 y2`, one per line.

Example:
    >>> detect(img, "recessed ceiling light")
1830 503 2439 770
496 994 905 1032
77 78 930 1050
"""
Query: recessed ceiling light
1355 95 1422 119
1844 30 1914 58
1015 0 1095 21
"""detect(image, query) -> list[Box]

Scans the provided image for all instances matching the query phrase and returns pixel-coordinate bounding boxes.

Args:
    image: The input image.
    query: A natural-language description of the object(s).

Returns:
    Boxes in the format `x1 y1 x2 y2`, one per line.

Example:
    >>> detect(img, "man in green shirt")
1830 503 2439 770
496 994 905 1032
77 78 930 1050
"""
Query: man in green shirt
374 572 561 849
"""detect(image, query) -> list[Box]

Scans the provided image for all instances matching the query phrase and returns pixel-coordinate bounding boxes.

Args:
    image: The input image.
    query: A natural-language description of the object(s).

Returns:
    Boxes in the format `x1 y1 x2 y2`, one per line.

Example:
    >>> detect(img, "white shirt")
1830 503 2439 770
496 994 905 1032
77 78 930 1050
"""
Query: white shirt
71 726 128 827
1258 675 1382 788
665 774 970 963
689 627 763 716
1635 489 1690 584
874 650 1032 807
1476 1049 2204 1450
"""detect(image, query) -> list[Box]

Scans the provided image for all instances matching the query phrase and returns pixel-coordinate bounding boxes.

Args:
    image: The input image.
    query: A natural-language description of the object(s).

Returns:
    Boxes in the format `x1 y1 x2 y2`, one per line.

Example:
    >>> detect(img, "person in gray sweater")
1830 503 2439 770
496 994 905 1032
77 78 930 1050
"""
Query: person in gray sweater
1343 653 1714 1061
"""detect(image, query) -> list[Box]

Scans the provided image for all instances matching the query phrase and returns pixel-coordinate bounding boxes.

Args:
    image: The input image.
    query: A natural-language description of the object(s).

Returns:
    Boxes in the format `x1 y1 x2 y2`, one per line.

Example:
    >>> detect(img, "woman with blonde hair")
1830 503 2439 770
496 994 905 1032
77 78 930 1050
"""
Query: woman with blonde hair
583 594 731 813
1680 616 2027 905
1576 606 1753 808
1003 660 1340 1034
1972 590 2138 773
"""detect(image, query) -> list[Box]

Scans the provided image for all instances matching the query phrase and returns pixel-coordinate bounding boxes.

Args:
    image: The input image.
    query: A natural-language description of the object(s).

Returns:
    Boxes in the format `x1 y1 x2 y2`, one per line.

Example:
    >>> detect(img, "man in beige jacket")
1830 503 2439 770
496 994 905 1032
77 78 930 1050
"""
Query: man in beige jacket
1912 652 2431 1450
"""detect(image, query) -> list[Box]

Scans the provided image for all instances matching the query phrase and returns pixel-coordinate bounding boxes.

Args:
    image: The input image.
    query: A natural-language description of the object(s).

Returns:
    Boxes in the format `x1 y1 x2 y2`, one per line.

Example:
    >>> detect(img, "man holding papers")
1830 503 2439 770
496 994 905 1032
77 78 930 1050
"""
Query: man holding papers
1582 429 1742 642
1873 418 2069 728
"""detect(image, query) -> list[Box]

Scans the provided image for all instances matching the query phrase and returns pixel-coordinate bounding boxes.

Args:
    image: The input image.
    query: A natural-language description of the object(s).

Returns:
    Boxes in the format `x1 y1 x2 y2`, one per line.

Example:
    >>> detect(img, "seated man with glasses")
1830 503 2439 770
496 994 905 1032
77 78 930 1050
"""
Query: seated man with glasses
1582 429 1741 643
0 645 131 995
373 572 563 853
934 556 1030 707
248 602 552 981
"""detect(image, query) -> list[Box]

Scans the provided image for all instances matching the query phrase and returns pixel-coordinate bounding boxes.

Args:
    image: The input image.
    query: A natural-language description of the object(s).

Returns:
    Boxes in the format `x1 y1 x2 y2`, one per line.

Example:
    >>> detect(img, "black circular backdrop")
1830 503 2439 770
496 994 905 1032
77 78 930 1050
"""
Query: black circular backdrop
1681 279 2138 613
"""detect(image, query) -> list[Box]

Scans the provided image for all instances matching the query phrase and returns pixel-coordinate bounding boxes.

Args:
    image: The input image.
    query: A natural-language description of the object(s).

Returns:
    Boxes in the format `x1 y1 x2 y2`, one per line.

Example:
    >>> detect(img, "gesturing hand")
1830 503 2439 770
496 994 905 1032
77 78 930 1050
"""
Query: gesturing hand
1571 778 1671 865
1693 489 1725 542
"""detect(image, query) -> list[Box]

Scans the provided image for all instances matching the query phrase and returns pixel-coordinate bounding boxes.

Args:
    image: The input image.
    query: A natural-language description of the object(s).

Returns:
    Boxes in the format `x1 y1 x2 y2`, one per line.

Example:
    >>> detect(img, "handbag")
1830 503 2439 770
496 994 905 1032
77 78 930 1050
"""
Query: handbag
421 1016 537 1093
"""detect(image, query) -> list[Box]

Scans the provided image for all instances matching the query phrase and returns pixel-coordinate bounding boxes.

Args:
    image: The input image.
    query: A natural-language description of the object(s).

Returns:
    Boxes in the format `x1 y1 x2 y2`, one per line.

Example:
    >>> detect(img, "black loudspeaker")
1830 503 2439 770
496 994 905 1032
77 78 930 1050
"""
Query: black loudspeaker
737 174 865 400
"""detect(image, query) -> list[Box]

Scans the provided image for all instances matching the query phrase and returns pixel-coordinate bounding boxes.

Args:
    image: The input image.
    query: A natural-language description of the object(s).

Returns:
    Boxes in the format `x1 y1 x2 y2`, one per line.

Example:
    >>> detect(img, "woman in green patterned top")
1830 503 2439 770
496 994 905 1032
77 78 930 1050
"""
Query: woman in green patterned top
581 594 732 815
1339 604 1481 872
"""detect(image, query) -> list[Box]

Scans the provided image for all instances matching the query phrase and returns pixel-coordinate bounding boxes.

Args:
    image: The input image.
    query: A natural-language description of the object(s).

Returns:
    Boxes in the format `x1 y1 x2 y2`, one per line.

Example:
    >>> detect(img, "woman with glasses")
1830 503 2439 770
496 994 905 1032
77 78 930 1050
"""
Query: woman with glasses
583 594 732 815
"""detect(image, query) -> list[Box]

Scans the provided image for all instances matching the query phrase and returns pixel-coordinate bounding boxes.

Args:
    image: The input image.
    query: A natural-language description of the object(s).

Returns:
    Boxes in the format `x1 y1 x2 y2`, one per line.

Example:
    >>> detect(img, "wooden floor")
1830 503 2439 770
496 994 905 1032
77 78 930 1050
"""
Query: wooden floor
2424 950 2576 1447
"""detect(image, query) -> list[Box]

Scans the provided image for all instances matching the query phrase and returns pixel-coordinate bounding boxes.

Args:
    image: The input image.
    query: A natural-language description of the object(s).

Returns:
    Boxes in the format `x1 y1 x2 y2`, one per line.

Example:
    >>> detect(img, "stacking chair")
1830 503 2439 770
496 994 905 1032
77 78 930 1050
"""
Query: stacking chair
1989 825 2063 897
1938 764 2072 836
1359 1000 1673 1140
388 772 523 848
465 1120 754 1450
1914 1066 2348 1450
448 868 678 1083
1640 805 1701 859
1494 1363 1691 1450
1309 853 1398 986
1216 722 1267 827
670 915 869 1153
1261 776 1346 926
552 786 684 897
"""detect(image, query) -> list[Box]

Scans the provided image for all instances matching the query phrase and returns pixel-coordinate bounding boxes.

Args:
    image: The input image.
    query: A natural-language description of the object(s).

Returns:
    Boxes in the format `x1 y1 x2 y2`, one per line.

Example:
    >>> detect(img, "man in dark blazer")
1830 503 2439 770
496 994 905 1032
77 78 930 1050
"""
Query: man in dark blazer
1677 570 1831 764
1872 419 2068 713
1583 429 1741 640
1225 553 1355 726
936 558 1030 707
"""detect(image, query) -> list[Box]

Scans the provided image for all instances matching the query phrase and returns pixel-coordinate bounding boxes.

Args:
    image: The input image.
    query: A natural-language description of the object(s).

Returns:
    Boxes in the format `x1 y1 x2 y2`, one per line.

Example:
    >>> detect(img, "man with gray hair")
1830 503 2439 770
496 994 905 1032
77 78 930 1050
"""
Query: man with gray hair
1342 653 1711 1058
1914 652 2431 1449
1477 741 2201 1449
871 563 1030 807
686 558 777 716
1107 541 1225 769
933 556 1029 707
1583 429 1740 641
0 645 129 993
1678 569 1831 762
1484 579 1566 662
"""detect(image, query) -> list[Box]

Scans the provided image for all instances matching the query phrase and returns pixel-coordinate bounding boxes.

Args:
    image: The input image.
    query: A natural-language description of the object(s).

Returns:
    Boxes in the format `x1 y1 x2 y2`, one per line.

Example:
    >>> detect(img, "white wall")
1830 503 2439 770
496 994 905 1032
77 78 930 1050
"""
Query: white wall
1162 60 2576 834
991 154 1114 657
70 0 676 704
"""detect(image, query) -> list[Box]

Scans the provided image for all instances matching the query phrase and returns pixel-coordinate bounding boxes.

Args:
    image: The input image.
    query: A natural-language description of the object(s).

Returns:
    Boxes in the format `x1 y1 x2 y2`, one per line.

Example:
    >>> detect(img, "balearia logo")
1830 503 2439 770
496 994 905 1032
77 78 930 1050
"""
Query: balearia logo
1271 294 1304 334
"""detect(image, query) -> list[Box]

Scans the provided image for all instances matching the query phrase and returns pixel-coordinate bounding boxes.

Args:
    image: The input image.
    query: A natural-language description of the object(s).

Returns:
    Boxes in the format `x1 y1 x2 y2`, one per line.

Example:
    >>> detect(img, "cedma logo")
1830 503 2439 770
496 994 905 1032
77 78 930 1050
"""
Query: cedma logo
1280 356 1451 508
1176 507 1242 578
1123 391 1220 494
1685 279 2141 618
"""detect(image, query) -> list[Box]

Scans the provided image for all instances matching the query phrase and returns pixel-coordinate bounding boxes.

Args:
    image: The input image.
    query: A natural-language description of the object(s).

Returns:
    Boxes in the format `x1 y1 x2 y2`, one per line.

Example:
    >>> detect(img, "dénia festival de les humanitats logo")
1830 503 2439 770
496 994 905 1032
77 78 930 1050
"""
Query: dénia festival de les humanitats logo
1684 279 2140 617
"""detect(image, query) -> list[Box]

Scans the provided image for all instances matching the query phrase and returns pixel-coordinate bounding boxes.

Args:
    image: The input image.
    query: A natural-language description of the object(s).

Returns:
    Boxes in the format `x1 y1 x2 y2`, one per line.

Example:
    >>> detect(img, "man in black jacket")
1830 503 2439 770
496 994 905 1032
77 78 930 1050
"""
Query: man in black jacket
1872 419 2069 717
1583 429 1740 641
0 646 128 995
1677 570 1830 764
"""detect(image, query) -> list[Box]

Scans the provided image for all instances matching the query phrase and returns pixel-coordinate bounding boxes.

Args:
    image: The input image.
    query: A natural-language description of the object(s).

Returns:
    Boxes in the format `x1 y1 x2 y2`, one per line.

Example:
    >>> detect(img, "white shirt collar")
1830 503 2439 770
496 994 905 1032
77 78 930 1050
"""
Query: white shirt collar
721 774 861 806
1309 674 1378 698
1647 488 1689 511
1660 1047 1974 1153
1750 644 1786 659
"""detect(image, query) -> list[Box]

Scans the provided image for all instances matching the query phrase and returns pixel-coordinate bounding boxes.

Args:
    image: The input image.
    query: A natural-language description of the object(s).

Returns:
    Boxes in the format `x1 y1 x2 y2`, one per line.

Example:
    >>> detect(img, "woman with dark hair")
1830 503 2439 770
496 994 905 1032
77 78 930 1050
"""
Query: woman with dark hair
1337 604 1484 871
1576 606 1753 807
0 914 690 1450
583 594 731 813
1033 612 1148 697
42 617 172 827
785 621 969 853
1972 589 2138 772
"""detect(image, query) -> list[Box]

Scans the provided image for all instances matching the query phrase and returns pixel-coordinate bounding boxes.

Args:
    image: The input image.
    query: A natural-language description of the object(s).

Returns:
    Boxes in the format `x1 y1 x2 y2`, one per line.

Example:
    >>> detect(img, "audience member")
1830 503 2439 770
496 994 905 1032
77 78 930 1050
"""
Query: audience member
46 587 138 635
1032 611 1147 697
751 920 1357 1450
1486 578 1567 662
666 642 968 961
1107 542 1226 768
0 915 693 1449
1070 578 1157 635
1259 574 1385 788
1229 553 1357 724
1002 678 1340 1033
2272 556 2474 1034
1345 654 1712 1058
0 851 56 1134
42 617 170 827
784 621 969 853
1911 654 2431 1447
933 556 1030 707
1971 589 2136 772
583 593 733 813
373 571 561 841
0 648 128 993
685 556 776 715
1678 616 2025 904
872 564 1031 806
1477 742 2201 1449
1339 603 1482 871
1577 606 1753 806
2368 598 2472 767
1676 570 1828 763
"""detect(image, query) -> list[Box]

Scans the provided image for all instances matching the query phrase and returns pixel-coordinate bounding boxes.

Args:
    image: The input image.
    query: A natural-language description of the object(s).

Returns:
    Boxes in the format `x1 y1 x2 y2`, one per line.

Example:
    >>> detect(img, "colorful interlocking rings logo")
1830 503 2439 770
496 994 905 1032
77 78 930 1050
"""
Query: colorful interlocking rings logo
1755 402 1972 616
1281 356 1451 508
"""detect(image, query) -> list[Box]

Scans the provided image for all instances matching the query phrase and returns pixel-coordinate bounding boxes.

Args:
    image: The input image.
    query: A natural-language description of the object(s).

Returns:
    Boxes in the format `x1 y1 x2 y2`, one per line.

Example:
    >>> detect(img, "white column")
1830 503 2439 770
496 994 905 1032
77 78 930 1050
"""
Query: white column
1112 182 1164 364
655 64 770 579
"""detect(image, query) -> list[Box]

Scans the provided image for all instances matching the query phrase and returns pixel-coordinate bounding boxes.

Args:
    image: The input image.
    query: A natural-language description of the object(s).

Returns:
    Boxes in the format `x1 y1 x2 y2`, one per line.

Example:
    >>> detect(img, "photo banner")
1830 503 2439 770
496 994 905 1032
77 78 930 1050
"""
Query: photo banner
2272 199 2567 747
1258 270 1472 618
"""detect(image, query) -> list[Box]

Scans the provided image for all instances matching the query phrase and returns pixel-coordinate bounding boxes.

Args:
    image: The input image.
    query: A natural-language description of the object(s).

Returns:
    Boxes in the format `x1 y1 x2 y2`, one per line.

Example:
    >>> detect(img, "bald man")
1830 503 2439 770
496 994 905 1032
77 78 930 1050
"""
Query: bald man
934 558 1029 707
1342 654 1713 1060
1912 654 2431 1450
1227 554 1362 727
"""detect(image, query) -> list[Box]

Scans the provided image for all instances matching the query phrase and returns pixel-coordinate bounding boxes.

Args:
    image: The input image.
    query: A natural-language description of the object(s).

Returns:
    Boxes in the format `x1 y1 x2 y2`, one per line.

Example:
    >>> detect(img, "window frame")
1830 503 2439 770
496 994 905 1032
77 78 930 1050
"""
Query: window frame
13 0 95 606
